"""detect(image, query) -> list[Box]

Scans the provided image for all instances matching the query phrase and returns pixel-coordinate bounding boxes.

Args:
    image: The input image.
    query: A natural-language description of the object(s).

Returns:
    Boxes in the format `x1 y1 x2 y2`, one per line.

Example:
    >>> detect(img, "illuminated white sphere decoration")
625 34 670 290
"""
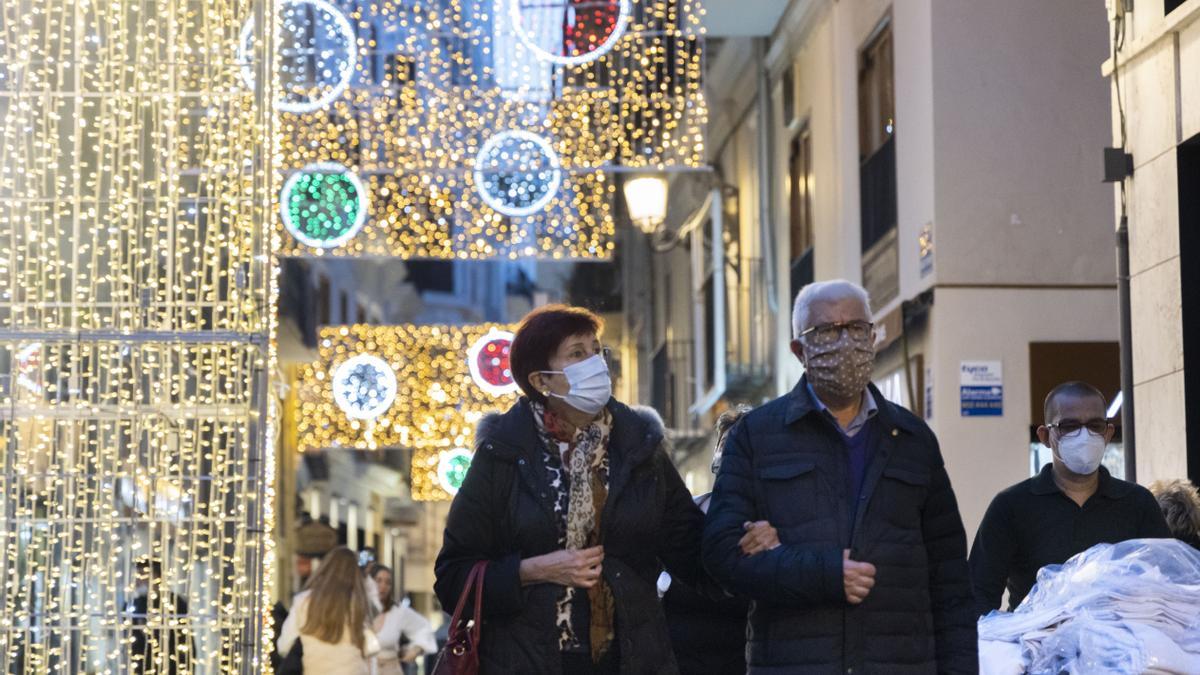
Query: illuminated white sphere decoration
239 0 358 113
466 329 518 396
509 0 632 67
332 354 398 420
473 130 562 217
281 162 370 248
438 448 474 496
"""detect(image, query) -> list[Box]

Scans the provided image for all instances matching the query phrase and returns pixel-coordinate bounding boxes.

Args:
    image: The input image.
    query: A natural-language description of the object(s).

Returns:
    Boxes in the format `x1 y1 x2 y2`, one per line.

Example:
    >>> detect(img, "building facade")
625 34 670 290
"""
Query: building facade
623 0 1125 537
1104 0 1200 485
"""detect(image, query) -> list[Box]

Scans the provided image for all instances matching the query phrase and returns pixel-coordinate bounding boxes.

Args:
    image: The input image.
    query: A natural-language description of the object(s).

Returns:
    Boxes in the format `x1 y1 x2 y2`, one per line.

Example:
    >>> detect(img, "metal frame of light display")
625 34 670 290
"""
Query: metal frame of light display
296 325 519 500
0 0 279 672
268 0 706 258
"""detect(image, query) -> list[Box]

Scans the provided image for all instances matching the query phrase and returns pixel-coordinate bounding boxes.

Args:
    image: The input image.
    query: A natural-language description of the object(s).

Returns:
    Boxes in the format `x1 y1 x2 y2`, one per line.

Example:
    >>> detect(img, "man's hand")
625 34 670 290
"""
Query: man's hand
519 546 605 588
738 521 780 556
843 549 876 604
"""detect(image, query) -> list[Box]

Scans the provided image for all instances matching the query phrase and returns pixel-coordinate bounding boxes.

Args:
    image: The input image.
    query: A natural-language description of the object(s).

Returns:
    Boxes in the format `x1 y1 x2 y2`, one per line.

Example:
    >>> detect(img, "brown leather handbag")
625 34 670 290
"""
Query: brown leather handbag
431 560 487 675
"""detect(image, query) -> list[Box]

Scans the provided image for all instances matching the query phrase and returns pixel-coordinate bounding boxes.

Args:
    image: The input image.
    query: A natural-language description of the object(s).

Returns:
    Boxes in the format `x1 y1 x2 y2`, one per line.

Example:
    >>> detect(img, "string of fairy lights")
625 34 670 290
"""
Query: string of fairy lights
295 325 518 500
0 0 277 671
265 0 706 258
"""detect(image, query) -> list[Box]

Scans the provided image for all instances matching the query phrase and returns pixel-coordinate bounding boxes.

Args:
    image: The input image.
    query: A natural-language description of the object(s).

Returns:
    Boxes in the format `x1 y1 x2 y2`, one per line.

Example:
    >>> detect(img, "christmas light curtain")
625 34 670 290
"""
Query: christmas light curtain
0 0 278 671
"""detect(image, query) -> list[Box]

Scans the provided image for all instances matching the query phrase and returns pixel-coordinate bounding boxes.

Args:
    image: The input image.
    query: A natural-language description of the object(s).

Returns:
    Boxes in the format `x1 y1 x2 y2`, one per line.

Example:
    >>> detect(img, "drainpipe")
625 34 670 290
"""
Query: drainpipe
1117 215 1136 482
755 37 780 373
756 38 778 317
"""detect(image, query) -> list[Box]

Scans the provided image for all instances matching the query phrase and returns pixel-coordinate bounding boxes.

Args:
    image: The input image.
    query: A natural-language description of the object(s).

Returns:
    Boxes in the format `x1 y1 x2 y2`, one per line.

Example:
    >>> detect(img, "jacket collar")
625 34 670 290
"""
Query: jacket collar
785 375 922 436
1029 463 1131 498
473 398 540 460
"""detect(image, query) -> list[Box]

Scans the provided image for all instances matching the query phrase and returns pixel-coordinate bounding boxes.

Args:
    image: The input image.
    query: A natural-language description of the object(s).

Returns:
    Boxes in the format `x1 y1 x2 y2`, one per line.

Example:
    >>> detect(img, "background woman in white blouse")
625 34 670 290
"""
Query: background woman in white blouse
371 565 437 675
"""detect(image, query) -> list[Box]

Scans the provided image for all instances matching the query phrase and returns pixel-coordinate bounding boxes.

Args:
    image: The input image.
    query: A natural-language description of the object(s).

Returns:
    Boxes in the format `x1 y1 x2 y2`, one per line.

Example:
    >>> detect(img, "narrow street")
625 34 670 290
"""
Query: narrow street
1 0 1198 673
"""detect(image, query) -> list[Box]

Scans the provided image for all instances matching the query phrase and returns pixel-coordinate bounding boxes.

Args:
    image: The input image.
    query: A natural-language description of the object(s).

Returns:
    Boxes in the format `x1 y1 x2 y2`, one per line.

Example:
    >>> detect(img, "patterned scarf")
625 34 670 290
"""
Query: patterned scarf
532 402 616 664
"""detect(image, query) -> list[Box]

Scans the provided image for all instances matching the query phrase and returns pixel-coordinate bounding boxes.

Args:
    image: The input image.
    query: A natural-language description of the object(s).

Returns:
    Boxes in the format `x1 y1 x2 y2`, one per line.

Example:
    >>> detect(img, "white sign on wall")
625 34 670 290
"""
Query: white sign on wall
960 360 1003 417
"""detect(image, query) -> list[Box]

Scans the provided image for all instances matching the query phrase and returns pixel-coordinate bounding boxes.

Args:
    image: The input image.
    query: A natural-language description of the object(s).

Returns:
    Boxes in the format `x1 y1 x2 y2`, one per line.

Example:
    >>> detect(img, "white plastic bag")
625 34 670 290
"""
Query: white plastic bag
978 539 1200 674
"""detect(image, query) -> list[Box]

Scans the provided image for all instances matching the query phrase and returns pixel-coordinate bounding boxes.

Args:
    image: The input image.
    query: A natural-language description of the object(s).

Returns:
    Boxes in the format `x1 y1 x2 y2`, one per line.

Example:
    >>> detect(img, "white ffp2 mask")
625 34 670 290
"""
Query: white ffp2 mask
540 354 612 415
1057 431 1107 475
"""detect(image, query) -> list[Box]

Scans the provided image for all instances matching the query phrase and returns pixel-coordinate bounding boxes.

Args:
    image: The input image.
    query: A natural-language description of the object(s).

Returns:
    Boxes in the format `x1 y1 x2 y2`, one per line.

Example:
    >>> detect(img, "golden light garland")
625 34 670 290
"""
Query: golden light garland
296 324 519 500
271 0 706 258
0 0 277 671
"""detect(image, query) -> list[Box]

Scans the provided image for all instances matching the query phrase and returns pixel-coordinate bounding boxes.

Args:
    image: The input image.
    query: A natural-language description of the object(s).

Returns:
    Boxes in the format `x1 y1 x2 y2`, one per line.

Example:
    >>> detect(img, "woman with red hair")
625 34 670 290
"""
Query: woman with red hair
436 305 726 674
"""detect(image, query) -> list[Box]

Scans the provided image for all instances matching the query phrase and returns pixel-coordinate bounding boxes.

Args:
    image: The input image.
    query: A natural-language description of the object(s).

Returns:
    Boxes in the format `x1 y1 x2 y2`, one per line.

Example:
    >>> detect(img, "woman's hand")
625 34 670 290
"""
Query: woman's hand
519 546 605 588
738 521 780 556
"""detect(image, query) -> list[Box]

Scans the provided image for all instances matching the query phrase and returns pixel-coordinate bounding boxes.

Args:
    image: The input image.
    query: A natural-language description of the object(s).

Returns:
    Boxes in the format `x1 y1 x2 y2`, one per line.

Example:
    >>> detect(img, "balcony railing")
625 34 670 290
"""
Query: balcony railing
725 256 773 399
652 338 695 432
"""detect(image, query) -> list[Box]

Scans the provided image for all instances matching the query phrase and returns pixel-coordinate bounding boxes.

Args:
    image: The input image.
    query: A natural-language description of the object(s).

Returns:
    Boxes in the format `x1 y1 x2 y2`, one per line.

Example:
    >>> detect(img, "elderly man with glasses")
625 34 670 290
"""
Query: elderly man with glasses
969 381 1169 615
702 279 977 674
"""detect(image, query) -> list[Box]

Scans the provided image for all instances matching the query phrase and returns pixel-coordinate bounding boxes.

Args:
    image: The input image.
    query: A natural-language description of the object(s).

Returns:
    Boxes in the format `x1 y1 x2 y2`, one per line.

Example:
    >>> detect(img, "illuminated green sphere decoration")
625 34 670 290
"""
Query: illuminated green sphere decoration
281 162 369 248
438 449 474 496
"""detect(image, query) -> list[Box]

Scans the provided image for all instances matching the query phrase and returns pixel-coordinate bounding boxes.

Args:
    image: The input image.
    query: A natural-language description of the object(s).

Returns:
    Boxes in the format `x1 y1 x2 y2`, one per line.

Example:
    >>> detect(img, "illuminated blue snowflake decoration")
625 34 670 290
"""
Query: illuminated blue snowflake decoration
239 0 358 113
473 130 562 217
332 354 398 420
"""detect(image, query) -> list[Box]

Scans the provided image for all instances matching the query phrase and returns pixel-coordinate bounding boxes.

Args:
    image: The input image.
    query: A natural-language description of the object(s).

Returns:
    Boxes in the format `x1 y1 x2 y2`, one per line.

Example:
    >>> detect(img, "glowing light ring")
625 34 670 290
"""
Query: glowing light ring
437 448 474 496
332 354 398 420
509 0 631 66
472 130 562 217
281 162 369 249
466 329 518 396
238 0 358 113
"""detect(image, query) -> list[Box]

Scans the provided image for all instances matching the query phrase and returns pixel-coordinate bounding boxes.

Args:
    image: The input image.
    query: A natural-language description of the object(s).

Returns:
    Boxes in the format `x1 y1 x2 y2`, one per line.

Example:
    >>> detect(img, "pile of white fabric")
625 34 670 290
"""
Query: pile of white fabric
978 539 1200 675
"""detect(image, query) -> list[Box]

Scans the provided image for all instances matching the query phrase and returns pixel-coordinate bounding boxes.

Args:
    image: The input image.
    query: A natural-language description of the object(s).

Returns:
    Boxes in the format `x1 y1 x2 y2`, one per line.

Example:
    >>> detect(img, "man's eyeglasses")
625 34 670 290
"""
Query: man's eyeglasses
1047 419 1112 437
798 320 874 346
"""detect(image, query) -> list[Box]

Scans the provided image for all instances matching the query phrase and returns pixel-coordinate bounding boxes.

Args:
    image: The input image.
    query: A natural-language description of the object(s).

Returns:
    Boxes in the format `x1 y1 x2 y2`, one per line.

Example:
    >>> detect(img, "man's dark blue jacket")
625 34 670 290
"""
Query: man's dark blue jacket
702 377 978 674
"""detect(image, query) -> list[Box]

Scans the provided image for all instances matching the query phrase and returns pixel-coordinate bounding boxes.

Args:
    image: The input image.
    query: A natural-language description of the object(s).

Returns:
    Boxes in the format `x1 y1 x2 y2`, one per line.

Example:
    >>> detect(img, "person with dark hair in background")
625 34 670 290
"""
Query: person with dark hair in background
435 305 774 674
1149 479 1200 552
970 381 1170 614
662 405 765 675
128 558 193 675
371 565 437 675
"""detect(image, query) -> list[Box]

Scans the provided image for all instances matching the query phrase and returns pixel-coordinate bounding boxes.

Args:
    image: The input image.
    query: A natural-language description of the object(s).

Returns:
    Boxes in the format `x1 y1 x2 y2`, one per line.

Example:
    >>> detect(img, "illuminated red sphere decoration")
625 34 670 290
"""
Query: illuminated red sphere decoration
467 329 518 396
564 0 622 60
509 0 631 67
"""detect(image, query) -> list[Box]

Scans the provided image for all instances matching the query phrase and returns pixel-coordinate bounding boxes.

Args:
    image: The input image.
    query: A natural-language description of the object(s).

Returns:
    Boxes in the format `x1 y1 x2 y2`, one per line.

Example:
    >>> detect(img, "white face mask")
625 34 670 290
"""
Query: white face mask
539 353 612 415
1056 430 1107 475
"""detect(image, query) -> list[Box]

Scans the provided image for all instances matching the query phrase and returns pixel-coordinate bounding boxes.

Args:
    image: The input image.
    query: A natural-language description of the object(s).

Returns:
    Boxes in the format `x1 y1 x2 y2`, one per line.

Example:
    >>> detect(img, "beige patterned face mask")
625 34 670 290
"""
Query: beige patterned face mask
802 332 875 403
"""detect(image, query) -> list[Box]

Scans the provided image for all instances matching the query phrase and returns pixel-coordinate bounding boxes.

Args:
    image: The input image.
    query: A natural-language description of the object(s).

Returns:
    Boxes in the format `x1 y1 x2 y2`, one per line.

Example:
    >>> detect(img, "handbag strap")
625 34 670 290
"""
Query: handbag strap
469 560 486 638
448 561 487 632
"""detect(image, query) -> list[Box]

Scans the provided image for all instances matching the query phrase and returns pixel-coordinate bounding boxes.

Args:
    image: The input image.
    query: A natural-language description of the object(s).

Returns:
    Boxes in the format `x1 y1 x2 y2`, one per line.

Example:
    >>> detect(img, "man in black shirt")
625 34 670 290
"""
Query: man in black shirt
969 381 1170 615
